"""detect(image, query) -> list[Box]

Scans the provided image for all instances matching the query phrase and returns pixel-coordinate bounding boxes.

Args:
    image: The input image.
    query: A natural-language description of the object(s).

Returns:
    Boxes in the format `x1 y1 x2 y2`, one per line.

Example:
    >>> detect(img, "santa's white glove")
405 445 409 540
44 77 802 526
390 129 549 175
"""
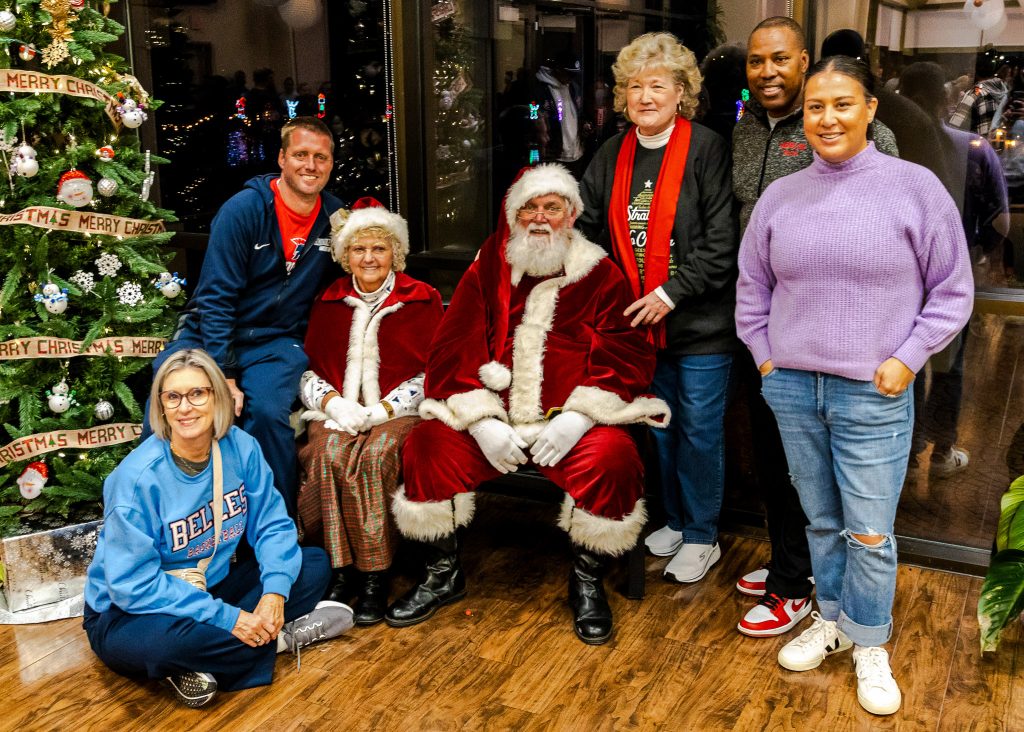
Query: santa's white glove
363 402 390 428
530 411 594 467
468 418 529 474
324 396 368 435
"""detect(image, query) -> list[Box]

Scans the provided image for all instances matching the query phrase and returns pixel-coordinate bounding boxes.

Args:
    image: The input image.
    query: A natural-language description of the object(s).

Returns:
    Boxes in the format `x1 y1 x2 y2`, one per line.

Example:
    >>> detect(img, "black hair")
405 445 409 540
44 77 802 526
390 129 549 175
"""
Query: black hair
806 55 876 100
820 29 866 62
749 16 806 51
899 62 947 118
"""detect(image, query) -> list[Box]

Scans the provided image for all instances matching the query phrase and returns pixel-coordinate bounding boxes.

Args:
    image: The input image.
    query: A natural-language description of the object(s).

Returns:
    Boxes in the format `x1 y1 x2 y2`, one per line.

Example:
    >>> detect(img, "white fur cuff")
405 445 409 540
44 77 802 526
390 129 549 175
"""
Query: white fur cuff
557 494 647 557
479 361 512 392
562 386 671 427
419 388 508 431
391 486 476 541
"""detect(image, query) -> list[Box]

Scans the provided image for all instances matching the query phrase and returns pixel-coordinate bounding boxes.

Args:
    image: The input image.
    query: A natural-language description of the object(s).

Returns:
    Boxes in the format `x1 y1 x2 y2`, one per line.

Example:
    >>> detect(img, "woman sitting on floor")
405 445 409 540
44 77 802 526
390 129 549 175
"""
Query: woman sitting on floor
297 197 443 625
84 348 353 709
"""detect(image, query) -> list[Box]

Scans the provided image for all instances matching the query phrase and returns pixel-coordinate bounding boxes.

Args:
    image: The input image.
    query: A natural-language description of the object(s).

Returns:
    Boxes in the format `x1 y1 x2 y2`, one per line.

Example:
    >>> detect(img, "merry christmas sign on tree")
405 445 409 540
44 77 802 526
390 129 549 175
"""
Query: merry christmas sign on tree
0 0 179 539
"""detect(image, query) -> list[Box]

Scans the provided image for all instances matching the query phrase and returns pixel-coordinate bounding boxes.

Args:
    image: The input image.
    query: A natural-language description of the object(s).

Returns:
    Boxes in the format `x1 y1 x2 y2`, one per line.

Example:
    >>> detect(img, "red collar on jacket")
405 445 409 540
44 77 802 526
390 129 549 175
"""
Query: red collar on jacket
319 271 435 307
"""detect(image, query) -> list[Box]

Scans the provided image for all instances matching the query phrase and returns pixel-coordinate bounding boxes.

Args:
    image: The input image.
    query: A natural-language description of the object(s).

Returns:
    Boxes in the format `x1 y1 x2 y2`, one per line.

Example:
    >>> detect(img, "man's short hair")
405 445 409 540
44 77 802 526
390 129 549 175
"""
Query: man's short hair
281 116 335 153
749 16 806 51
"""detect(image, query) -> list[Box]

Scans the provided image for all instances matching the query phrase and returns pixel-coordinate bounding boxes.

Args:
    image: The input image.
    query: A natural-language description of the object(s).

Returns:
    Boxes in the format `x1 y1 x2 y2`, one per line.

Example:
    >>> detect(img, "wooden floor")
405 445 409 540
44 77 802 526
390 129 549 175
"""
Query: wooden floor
2 493 1022 732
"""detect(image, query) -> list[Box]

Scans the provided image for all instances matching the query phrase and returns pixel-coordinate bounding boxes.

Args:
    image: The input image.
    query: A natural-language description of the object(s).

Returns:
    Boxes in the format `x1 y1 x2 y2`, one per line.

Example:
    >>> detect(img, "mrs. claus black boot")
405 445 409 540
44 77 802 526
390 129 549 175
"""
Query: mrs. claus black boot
569 543 613 645
353 570 389 626
385 532 465 627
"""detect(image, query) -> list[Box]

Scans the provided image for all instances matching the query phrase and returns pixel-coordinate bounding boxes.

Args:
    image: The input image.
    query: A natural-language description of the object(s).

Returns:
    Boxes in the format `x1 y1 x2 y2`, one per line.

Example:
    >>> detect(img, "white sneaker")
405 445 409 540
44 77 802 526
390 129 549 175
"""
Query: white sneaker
853 646 902 715
930 447 969 478
663 542 721 583
644 526 684 557
777 611 852 671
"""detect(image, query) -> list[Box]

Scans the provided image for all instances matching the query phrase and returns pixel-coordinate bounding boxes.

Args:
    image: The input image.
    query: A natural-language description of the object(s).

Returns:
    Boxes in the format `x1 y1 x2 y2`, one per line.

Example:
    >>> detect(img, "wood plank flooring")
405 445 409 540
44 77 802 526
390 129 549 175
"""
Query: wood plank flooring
1 493 1021 731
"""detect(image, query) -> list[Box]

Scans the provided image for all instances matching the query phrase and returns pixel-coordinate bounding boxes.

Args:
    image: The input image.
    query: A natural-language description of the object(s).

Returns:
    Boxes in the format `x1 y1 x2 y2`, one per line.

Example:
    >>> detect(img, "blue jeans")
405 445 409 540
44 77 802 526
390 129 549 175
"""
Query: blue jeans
760 369 913 647
650 353 733 545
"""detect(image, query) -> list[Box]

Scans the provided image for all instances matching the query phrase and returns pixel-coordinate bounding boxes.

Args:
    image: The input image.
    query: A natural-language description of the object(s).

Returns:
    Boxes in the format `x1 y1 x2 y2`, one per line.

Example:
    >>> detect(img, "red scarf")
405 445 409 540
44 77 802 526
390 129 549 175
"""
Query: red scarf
608 117 691 348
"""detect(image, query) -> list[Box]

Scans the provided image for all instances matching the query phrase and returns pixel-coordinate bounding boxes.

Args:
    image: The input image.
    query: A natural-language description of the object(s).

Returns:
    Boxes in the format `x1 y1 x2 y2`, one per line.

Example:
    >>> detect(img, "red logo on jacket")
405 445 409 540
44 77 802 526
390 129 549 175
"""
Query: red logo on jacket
779 141 807 157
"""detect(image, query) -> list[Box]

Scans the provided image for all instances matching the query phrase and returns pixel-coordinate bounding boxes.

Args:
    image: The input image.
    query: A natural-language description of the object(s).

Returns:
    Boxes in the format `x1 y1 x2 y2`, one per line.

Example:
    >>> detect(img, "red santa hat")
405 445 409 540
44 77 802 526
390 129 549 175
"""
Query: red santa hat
57 169 90 192
331 196 410 268
502 163 584 230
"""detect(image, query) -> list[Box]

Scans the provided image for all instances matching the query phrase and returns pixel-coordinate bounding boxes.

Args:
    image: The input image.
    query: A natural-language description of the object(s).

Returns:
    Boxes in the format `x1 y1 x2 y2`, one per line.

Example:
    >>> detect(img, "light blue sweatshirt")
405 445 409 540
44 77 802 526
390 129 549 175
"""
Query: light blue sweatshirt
84 426 301 632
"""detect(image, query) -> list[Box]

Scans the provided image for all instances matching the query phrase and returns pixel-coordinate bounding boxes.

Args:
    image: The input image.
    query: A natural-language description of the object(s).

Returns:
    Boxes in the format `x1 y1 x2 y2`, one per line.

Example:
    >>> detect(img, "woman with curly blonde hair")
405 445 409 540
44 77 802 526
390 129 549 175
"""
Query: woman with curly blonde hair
578 32 739 585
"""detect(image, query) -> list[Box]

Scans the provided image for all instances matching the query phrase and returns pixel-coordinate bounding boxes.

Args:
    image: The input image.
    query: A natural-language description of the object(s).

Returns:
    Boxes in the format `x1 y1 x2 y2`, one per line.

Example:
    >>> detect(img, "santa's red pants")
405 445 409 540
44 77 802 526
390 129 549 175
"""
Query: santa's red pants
402 420 643 520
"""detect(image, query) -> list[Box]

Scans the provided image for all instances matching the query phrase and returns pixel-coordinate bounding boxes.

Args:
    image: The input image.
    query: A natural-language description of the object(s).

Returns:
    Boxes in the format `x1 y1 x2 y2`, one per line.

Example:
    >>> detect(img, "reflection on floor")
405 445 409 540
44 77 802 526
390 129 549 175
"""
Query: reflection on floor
2 497 1021 729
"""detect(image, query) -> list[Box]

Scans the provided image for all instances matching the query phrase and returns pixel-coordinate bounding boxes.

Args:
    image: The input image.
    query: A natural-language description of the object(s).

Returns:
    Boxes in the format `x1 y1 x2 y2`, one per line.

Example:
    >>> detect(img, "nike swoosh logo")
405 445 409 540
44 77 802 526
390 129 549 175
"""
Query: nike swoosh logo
793 599 809 611
254 243 272 250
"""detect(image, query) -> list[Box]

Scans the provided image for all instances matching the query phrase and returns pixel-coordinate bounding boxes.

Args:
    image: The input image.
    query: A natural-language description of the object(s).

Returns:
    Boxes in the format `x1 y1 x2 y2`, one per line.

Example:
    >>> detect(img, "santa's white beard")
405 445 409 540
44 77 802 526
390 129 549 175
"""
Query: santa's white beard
505 224 570 283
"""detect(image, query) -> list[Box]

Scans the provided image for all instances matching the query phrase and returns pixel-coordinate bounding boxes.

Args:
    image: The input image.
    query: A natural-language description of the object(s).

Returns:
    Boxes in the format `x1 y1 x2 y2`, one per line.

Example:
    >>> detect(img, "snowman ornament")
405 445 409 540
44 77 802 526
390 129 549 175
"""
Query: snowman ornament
118 98 148 129
13 144 38 177
46 379 75 413
34 282 69 314
17 462 49 500
155 271 186 299
56 170 93 207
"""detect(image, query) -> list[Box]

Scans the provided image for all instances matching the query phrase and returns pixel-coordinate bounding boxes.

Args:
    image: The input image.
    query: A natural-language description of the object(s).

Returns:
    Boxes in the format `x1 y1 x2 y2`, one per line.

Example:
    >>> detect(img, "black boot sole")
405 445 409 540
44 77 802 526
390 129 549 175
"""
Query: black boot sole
573 625 612 645
384 589 467 628
354 613 386 627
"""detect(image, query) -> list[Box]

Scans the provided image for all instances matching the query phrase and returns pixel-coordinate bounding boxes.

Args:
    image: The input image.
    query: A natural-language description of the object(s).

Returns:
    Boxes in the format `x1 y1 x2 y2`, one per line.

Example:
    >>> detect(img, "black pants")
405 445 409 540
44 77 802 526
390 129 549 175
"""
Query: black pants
746 360 814 599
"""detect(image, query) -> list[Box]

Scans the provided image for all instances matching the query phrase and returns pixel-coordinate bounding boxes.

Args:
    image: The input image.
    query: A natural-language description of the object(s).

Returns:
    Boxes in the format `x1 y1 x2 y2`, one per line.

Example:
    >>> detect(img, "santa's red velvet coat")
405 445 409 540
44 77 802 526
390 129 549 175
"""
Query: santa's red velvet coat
304 273 443 403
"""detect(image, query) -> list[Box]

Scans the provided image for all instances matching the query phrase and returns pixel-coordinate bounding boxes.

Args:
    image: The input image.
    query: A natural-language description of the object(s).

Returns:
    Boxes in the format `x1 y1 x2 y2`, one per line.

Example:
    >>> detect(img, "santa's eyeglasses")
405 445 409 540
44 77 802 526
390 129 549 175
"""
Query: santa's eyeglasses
160 387 213 409
516 204 566 220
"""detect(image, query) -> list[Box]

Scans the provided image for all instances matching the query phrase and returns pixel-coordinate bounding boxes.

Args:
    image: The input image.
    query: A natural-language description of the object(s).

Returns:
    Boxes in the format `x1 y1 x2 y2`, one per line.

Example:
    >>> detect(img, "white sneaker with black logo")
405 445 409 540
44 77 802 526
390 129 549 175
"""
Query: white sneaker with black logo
777 611 852 671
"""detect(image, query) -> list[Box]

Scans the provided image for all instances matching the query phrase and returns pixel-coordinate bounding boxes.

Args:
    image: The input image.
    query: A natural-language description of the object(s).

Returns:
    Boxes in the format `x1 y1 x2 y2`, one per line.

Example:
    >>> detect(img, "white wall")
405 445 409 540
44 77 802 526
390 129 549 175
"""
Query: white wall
906 6 1024 48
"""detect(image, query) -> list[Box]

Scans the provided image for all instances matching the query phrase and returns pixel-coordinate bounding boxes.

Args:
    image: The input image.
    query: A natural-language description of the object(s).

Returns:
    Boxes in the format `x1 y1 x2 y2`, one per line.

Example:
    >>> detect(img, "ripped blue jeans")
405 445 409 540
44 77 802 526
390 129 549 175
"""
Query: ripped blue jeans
760 368 912 647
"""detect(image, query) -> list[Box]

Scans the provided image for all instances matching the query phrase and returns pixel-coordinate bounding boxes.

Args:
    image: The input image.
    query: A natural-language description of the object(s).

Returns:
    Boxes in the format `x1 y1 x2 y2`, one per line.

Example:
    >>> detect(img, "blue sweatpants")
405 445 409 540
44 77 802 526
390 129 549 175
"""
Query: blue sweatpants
147 335 309 516
83 547 330 692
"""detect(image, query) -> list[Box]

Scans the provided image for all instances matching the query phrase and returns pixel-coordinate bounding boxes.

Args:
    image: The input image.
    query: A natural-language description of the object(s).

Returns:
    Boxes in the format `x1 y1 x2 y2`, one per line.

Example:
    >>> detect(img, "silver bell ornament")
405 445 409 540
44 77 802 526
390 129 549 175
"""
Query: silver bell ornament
97 177 118 197
0 10 16 32
94 400 114 421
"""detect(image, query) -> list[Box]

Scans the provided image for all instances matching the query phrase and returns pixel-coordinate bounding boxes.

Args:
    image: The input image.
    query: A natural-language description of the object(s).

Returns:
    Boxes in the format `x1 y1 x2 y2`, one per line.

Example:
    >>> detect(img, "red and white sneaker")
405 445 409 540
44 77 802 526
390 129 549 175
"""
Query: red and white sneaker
736 565 769 597
737 593 813 637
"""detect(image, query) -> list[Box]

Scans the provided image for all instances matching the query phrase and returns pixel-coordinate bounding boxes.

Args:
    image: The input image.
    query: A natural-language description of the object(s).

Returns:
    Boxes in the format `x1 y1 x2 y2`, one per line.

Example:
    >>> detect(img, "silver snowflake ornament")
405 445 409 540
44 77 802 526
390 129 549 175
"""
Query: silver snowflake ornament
95 252 122 277
69 270 95 293
116 281 144 306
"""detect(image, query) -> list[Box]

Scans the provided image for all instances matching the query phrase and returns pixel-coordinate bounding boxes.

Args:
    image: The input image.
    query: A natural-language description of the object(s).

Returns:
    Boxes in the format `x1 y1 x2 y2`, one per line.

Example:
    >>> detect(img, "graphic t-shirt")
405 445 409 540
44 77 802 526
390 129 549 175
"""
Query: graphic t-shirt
271 178 322 273
628 146 677 283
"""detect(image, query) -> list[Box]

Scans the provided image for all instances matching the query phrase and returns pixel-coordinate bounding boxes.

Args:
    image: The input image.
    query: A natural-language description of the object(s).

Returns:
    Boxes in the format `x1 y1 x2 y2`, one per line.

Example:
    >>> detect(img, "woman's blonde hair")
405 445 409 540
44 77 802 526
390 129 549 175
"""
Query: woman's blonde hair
148 348 233 441
338 226 406 274
612 32 703 121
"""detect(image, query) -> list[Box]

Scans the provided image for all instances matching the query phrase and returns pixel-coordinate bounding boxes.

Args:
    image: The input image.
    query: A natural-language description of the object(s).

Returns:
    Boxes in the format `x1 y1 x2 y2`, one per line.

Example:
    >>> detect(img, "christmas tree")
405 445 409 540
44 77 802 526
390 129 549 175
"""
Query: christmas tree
0 0 177 536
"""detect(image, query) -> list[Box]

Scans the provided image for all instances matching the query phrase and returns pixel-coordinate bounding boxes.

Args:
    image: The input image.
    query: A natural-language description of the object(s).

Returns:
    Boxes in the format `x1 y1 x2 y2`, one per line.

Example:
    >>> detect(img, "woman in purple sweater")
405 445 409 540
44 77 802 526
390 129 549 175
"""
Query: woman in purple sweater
736 56 973 716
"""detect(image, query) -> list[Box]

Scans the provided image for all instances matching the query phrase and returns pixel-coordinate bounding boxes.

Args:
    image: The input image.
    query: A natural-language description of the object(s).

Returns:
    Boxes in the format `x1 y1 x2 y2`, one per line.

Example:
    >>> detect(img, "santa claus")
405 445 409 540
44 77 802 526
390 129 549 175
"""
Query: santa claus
385 164 670 644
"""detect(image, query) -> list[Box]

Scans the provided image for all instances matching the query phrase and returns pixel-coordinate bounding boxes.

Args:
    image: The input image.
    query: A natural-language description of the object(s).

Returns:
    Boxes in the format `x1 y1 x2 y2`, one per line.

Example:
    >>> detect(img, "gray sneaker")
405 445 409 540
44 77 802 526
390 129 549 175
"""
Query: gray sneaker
281 600 354 669
166 671 217 708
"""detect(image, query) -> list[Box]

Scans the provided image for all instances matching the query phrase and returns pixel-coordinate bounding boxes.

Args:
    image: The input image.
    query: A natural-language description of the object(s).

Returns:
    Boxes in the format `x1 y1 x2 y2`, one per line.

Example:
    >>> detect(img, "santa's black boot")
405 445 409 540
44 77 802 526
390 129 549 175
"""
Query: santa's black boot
385 532 465 627
569 543 613 645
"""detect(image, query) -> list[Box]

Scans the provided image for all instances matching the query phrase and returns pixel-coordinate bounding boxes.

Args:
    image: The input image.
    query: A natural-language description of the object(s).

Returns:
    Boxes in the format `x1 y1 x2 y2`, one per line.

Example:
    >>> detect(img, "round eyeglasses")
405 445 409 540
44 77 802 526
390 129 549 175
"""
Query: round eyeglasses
160 386 213 409
516 204 566 220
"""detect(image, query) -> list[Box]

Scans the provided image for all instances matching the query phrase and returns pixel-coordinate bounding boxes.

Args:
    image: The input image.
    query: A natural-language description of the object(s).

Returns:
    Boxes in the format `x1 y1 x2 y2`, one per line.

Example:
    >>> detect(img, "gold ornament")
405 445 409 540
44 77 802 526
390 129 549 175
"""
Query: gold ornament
41 39 69 68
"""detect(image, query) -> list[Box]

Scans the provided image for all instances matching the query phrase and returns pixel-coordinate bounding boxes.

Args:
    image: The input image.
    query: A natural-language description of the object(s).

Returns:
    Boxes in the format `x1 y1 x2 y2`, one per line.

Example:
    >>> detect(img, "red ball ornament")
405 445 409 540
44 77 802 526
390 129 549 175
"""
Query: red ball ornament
95 145 115 161
18 44 36 61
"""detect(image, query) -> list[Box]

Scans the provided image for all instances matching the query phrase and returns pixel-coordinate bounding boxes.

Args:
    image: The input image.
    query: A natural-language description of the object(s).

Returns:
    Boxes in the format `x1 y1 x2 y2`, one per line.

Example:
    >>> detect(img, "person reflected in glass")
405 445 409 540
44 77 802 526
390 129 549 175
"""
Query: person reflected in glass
297 198 443 626
84 349 352 709
578 32 738 586
736 56 974 716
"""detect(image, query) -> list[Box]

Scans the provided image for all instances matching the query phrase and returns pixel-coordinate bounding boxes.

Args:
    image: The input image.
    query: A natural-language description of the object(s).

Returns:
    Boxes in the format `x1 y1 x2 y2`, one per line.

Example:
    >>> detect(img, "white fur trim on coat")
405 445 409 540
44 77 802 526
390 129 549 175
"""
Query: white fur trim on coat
339 297 405 405
557 494 647 557
504 163 585 230
332 207 410 264
419 389 508 431
391 485 475 540
563 385 671 427
478 361 512 392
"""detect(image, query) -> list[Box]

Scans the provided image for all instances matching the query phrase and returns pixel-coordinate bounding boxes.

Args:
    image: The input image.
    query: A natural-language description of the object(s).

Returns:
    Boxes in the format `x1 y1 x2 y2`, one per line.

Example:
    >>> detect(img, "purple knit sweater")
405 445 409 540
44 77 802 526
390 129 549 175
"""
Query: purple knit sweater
735 143 974 381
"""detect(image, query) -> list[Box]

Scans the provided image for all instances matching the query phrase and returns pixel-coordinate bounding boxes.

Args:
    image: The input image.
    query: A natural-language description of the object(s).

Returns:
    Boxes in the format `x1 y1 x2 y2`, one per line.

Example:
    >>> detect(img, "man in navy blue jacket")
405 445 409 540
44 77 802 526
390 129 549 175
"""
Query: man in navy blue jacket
152 117 346 515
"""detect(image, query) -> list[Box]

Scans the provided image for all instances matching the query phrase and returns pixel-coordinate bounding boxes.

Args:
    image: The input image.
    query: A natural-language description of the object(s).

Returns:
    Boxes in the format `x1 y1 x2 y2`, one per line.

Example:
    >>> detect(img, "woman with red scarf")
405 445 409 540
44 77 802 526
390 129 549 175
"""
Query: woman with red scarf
297 199 443 626
578 32 739 585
